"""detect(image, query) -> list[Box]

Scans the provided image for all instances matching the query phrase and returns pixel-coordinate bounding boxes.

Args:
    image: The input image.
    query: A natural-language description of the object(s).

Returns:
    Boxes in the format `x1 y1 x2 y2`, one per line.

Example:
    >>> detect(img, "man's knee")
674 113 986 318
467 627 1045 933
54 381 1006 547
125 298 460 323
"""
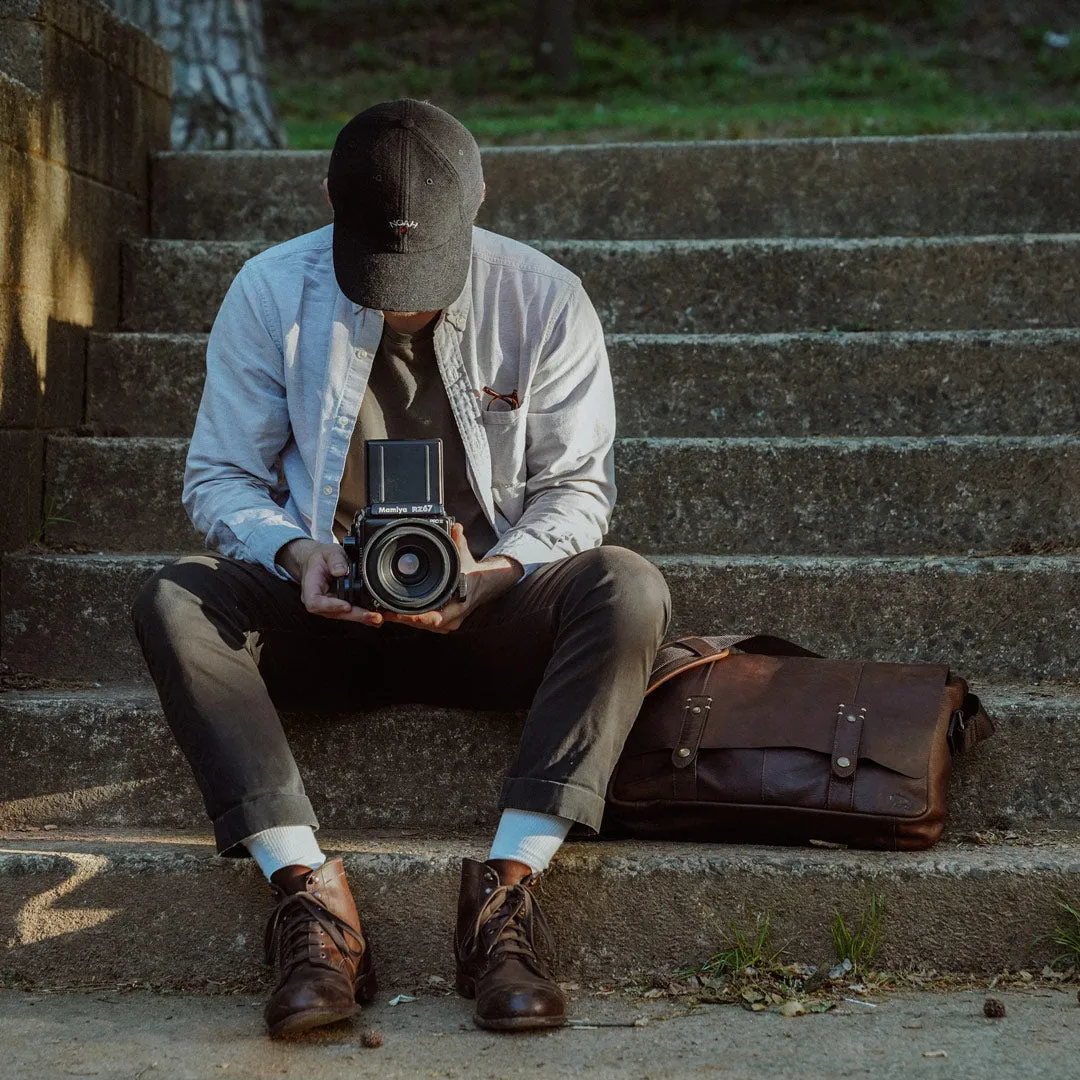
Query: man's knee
130 556 221 638
572 545 672 629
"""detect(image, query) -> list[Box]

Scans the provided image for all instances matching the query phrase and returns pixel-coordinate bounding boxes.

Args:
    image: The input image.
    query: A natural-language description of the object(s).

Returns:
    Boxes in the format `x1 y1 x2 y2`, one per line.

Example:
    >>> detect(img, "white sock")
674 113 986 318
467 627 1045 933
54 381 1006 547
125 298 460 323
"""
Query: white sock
487 809 573 874
243 825 326 882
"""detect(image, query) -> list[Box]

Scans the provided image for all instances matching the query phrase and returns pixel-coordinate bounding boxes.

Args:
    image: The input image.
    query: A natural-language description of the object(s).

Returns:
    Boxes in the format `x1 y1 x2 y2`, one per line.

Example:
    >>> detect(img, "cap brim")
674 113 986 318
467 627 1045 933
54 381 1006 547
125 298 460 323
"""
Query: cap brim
332 224 472 312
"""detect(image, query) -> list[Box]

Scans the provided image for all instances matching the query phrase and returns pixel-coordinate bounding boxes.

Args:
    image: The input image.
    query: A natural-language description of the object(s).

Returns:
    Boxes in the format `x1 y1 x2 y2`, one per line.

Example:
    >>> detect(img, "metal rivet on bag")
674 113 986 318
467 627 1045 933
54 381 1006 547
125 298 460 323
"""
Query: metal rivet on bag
847 714 858 723
691 705 702 714
677 747 692 758
836 756 851 768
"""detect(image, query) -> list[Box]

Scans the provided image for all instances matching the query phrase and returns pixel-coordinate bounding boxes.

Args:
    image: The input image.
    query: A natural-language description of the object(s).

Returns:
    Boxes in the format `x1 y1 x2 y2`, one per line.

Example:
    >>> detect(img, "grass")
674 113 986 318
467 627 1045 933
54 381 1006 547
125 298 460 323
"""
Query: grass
283 96 1080 148
676 906 786 979
33 494 73 545
266 5 1080 147
1033 898 1080 971
830 894 886 974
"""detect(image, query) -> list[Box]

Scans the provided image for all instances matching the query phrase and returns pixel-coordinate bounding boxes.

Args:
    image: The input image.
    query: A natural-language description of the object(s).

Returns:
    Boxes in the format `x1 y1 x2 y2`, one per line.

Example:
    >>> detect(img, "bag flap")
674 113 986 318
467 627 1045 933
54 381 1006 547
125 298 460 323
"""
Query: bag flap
626 653 954 779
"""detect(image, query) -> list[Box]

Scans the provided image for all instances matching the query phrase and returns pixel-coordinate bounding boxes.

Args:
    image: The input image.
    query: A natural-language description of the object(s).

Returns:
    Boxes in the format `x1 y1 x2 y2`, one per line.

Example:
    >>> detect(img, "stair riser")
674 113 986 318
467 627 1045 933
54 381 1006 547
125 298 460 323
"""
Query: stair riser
43 435 1080 557
150 135 1080 241
0 692 1076 833
121 237 1080 334
1 841 1077 988
87 330 1080 439
3 553 1078 683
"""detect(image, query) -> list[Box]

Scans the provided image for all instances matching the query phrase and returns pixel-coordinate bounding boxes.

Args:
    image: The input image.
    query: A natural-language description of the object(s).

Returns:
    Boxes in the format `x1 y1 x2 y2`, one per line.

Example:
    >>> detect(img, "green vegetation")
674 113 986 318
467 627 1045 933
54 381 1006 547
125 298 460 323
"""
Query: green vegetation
265 1 1080 146
830 894 886 974
33 494 73 545
1034 898 1080 971
677 905 786 978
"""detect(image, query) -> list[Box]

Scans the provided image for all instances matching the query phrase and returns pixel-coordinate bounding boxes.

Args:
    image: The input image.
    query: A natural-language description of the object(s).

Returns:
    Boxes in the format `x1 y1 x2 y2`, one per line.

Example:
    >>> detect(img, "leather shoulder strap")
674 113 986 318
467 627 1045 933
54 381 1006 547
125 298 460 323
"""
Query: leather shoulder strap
647 633 822 695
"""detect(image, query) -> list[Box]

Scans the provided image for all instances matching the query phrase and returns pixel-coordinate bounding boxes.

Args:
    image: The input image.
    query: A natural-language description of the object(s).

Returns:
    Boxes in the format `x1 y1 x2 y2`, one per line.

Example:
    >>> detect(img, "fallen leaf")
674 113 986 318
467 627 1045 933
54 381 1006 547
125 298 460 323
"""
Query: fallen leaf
741 988 765 1003
779 1000 806 1017
751 1002 768 1012
388 994 417 1006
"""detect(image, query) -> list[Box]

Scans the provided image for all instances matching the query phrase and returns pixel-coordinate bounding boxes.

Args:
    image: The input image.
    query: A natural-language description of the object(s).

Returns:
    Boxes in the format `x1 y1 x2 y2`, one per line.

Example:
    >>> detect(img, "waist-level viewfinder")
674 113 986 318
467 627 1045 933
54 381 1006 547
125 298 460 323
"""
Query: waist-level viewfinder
335 439 467 614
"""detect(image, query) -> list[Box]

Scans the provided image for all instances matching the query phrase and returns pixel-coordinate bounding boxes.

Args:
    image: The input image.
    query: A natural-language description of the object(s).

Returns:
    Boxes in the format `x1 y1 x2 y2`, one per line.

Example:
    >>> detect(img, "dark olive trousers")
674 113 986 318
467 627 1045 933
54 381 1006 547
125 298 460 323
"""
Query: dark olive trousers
130 546 671 855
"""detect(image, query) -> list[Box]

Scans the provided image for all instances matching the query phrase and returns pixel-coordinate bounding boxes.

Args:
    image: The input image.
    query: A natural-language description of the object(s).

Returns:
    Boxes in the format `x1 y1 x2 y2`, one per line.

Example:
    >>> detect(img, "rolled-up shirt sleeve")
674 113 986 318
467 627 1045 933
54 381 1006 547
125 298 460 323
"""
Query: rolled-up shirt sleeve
486 281 617 577
183 265 309 579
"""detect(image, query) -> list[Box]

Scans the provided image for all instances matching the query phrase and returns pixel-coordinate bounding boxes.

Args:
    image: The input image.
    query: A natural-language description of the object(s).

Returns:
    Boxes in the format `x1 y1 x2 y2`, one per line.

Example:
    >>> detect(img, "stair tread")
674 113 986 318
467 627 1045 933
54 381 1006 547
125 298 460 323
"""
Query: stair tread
3 827 1079 866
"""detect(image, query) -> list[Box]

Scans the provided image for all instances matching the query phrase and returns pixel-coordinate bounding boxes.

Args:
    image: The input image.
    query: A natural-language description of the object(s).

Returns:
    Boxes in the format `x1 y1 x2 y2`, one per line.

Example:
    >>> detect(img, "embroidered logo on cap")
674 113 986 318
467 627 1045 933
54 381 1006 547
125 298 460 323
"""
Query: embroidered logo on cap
389 219 419 235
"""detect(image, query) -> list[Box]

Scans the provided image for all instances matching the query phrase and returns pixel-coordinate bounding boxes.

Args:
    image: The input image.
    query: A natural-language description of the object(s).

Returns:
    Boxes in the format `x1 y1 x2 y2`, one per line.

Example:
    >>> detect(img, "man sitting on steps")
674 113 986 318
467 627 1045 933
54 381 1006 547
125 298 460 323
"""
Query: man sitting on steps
131 98 671 1037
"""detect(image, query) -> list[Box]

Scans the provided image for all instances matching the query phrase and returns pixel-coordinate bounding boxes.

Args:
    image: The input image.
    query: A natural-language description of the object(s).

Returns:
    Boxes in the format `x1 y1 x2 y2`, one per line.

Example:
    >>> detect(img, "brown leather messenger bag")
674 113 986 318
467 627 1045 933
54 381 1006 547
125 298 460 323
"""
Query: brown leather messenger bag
604 634 995 851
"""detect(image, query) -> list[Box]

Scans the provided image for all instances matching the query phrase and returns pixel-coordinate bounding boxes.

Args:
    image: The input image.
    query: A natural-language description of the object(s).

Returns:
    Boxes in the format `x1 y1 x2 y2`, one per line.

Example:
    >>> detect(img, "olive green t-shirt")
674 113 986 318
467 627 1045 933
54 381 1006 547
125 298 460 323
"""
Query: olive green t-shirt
332 318 498 560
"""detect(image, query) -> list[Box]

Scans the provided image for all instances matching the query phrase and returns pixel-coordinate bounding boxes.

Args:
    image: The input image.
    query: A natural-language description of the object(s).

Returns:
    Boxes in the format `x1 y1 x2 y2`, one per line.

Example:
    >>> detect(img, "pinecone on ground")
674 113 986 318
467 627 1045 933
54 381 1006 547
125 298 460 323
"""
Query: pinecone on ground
983 998 1006 1018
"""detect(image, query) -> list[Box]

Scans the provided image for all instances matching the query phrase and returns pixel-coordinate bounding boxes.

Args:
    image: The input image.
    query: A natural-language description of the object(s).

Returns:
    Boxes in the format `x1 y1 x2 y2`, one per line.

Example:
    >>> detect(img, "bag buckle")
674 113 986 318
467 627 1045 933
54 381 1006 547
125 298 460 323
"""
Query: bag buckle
946 709 967 755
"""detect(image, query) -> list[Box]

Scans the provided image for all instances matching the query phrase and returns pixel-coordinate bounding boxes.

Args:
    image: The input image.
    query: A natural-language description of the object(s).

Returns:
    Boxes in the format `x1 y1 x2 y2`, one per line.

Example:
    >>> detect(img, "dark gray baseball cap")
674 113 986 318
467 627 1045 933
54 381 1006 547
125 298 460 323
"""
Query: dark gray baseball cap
327 99 484 312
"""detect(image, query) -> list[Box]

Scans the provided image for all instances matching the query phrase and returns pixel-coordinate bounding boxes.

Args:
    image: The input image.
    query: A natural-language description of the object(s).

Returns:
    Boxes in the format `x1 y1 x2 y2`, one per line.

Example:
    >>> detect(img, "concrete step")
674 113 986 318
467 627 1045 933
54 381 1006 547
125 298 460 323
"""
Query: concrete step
1 684 1076 835
2 829 1078 987
149 134 1080 242
42 434 1080 557
3 551 1078 683
87 329 1080 439
120 235 1080 335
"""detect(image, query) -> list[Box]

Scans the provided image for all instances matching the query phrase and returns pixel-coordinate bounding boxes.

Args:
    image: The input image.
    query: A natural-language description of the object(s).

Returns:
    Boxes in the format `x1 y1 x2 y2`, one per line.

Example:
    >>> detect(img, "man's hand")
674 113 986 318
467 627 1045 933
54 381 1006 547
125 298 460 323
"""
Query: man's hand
381 523 522 634
276 537 385 626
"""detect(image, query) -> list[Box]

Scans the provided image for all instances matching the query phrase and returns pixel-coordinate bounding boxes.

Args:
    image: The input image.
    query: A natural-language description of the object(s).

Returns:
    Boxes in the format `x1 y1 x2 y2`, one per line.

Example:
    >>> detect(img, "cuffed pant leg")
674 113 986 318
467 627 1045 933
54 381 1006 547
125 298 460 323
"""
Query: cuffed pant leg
426 547 672 832
130 555 381 855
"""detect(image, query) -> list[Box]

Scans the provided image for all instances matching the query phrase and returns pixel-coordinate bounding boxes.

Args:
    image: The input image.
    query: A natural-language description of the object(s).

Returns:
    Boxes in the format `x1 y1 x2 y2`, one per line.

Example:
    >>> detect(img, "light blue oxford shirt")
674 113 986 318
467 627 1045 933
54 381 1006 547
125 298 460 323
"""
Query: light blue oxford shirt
182 225 617 581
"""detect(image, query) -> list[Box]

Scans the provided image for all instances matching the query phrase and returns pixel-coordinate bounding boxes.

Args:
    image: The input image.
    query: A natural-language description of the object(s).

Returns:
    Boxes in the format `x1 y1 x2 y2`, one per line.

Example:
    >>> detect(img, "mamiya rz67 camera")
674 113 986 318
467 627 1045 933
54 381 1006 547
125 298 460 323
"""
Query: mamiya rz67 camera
335 439 467 614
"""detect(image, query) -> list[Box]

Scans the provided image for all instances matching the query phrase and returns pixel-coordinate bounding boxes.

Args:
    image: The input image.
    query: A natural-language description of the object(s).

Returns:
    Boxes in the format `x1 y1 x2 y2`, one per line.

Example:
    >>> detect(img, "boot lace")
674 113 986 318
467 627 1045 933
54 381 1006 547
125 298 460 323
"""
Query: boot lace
264 892 365 977
470 882 552 978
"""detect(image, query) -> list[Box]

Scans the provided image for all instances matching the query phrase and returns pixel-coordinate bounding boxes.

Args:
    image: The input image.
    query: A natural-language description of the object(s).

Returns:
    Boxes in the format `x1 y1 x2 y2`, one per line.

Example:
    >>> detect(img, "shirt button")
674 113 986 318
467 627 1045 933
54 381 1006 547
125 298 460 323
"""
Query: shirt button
337 416 350 428
323 485 333 495
355 348 368 360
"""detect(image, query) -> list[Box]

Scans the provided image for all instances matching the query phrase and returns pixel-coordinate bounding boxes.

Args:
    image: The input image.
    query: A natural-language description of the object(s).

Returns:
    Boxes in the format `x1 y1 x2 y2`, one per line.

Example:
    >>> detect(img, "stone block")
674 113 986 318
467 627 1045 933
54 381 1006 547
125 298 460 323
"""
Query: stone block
1 142 132 319
0 290 87 430
151 134 1080 242
121 236 1080 335
40 433 1080 557
1 684 1077 834
0 71 42 156
0 429 43 554
0 16 43 91
85 328 1080 439
3 551 1079 683
0 834 1078 986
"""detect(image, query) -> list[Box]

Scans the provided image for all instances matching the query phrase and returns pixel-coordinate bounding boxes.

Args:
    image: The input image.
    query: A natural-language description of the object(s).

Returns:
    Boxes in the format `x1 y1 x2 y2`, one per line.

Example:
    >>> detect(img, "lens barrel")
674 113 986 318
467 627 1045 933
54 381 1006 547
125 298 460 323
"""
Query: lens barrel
361 519 459 613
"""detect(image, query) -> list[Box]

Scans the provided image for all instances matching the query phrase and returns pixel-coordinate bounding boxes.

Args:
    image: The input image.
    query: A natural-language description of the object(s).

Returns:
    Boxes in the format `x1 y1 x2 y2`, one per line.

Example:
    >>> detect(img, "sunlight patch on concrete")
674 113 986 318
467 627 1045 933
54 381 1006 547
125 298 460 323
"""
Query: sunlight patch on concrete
7 851 116 945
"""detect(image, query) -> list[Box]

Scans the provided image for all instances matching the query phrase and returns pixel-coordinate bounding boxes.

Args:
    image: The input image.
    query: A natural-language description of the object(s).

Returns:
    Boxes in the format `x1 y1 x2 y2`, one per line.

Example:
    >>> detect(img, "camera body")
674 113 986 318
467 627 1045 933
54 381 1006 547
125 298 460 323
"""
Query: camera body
335 439 467 614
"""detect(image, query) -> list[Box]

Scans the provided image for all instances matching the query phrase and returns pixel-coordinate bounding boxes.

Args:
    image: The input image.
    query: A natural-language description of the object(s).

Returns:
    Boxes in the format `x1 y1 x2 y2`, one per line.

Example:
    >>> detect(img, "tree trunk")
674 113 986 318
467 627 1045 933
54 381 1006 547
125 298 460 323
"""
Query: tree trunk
533 0 576 90
106 0 285 149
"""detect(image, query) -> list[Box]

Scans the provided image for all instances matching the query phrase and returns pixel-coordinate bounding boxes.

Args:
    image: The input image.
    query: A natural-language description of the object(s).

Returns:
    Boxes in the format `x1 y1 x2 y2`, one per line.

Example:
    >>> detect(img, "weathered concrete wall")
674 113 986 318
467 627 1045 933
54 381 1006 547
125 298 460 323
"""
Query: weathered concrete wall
0 0 170 565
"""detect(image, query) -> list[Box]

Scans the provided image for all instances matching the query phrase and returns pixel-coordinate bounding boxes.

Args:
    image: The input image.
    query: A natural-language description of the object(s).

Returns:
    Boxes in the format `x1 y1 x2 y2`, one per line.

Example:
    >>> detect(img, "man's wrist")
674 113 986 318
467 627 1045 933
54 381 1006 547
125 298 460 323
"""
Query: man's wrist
468 555 523 606
276 537 318 581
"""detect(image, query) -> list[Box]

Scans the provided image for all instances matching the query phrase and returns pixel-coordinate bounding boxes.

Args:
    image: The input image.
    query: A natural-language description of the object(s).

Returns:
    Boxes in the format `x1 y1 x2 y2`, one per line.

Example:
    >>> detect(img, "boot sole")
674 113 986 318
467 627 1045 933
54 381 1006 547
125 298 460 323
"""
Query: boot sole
473 1013 567 1032
268 1004 360 1038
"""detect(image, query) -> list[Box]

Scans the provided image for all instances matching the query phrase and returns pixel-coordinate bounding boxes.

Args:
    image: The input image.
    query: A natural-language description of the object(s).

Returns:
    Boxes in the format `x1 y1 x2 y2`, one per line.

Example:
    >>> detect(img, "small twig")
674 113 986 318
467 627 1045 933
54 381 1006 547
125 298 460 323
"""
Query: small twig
565 1018 650 1028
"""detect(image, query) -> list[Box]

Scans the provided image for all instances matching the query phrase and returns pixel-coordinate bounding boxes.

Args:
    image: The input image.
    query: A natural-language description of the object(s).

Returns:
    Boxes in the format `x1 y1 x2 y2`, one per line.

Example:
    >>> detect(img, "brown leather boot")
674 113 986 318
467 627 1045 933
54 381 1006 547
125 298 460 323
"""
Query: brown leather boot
454 858 566 1031
262 857 376 1037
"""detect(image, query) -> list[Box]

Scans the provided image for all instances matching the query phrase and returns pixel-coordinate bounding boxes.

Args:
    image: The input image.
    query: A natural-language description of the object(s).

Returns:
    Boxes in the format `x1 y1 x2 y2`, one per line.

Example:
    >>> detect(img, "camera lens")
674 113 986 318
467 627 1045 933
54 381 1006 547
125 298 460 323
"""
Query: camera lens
363 520 459 613
394 550 423 579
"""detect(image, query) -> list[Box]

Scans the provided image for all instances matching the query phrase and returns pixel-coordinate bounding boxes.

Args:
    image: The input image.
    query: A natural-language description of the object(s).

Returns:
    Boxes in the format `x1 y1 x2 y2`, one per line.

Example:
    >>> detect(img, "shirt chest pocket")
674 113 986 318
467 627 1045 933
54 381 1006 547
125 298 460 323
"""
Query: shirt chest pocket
480 407 528 520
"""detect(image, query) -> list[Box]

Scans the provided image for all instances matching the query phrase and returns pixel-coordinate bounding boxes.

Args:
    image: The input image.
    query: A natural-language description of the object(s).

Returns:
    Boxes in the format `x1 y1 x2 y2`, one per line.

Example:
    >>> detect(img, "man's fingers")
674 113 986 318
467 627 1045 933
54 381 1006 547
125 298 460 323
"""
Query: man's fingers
450 522 470 560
